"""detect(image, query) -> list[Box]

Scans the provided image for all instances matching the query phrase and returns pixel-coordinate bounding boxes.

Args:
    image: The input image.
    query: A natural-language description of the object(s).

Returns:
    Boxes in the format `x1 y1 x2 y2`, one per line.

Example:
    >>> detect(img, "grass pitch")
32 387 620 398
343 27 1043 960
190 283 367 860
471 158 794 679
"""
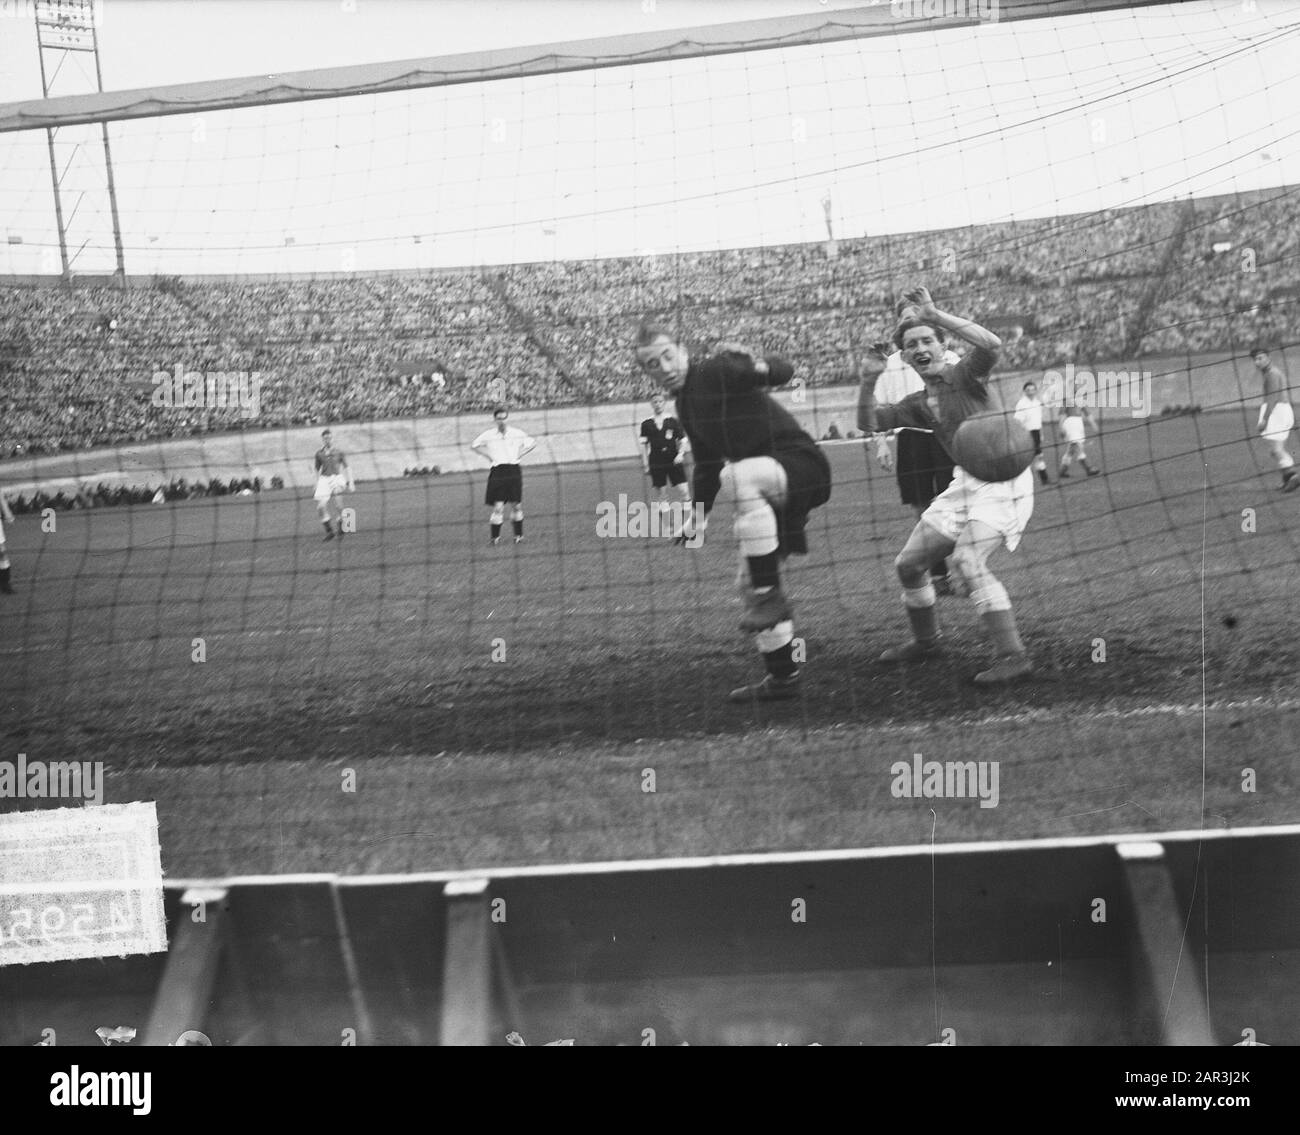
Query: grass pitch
2 410 1297 874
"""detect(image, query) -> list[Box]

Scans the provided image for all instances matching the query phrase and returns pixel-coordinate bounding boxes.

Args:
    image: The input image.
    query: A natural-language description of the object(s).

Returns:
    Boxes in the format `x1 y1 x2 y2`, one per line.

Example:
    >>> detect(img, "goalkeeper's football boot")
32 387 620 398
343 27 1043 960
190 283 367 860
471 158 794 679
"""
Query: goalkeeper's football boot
1282 470 1300 493
880 603 943 662
727 671 801 703
973 652 1033 685
879 637 944 663
739 587 793 632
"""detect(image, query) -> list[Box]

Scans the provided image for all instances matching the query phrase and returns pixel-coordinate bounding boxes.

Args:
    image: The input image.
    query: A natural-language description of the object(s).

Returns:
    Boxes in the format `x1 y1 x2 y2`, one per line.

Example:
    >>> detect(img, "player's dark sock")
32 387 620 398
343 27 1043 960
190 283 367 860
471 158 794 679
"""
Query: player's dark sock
763 641 798 680
0 566 11 594
906 603 939 645
1038 469 1050 485
980 608 1026 656
491 522 502 540
747 551 781 590
513 519 523 538
322 519 332 532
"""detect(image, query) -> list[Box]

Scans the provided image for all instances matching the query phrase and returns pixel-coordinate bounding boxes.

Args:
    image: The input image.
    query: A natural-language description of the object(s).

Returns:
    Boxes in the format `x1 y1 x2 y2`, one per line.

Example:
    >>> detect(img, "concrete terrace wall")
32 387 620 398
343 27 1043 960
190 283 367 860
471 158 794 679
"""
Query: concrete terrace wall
0 349 1288 497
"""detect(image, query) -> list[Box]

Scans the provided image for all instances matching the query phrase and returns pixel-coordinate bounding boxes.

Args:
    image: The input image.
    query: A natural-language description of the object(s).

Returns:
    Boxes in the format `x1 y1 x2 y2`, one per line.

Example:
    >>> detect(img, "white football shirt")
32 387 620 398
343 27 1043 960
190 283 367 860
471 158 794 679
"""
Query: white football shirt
471 425 536 465
1014 395 1044 432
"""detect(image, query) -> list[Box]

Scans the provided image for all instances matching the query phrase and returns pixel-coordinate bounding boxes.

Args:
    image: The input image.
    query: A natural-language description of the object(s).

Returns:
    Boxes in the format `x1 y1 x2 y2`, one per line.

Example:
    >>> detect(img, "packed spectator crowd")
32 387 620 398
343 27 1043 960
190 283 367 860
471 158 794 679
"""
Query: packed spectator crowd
2 186 1296 458
4 474 279 514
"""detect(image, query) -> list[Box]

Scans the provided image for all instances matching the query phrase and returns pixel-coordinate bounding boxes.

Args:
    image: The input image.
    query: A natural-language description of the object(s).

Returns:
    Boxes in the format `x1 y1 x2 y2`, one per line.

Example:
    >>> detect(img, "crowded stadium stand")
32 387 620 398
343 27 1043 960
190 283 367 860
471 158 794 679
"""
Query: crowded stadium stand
2 186 1296 458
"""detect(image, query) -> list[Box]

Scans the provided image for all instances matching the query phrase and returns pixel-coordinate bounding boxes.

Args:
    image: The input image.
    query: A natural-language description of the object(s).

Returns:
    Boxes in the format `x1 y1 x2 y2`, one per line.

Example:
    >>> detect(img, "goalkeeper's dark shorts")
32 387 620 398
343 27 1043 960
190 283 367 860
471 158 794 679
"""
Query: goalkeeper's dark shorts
896 429 955 509
485 463 523 505
773 443 832 557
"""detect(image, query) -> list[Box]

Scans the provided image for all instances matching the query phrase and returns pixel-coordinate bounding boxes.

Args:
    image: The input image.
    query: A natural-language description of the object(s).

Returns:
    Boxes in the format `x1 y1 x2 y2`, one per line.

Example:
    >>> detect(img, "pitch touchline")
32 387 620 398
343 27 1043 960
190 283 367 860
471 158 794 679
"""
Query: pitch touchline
798 698 1300 735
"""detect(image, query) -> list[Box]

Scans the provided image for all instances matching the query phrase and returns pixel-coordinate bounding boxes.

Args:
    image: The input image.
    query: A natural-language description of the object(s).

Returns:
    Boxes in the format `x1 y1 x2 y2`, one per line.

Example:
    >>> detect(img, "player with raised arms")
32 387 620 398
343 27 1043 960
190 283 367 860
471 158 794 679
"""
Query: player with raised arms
634 322 831 703
313 429 355 542
1250 346 1299 492
871 334 963 593
857 286 1036 685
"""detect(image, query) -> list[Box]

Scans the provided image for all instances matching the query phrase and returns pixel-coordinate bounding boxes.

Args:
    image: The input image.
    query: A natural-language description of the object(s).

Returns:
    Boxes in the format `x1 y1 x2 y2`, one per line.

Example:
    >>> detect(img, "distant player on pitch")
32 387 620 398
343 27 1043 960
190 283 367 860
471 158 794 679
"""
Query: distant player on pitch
857 285 1035 685
640 392 691 514
313 429 354 542
0 488 15 594
635 322 831 702
1250 347 1299 492
471 406 537 545
1056 403 1100 478
1014 381 1052 486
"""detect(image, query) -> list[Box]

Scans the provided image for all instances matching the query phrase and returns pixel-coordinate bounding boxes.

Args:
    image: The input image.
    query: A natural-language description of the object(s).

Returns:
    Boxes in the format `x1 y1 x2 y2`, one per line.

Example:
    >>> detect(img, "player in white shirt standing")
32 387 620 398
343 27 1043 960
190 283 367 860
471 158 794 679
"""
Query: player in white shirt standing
1014 382 1052 486
471 406 538 545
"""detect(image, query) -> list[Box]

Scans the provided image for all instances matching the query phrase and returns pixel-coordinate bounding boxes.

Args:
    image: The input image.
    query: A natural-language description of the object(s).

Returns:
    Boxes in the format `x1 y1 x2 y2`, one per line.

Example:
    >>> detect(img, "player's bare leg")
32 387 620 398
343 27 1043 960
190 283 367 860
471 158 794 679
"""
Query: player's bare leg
950 519 1032 685
335 491 351 540
722 459 801 702
489 503 505 545
1060 440 1098 478
913 504 953 595
317 497 335 540
655 484 669 513
1265 436 1299 492
1033 441 1051 486
880 520 954 662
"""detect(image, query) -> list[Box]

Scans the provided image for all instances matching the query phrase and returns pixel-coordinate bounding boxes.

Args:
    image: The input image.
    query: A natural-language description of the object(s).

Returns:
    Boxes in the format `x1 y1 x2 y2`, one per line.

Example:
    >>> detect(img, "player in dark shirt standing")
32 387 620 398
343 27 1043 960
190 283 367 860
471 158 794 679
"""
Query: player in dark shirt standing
635 322 831 702
639 392 691 516
1251 346 1299 492
313 429 354 541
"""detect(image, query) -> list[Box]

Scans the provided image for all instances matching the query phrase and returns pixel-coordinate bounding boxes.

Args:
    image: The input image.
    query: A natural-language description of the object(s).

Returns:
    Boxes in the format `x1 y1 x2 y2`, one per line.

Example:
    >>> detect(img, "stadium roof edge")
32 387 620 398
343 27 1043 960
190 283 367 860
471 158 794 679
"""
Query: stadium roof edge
0 0 1181 133
2 182 1294 287
158 822 1300 889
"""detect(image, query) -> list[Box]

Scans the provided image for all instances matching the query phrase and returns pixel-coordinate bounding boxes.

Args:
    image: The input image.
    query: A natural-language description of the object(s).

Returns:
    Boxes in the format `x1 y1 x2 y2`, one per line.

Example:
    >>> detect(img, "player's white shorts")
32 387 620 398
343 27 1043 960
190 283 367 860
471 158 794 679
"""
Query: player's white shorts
1260 402 1295 442
1060 416 1086 444
314 474 348 503
921 466 1036 553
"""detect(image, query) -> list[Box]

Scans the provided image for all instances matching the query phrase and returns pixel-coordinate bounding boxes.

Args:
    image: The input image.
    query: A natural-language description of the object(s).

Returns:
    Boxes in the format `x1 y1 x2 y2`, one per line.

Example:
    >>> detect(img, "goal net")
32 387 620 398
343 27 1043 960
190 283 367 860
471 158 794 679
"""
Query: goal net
1 0 1298 874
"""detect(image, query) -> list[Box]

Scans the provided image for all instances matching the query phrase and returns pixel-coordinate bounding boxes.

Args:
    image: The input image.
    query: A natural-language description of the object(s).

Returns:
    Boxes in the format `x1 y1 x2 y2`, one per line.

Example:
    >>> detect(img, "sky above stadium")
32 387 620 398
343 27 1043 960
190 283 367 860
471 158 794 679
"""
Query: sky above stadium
0 0 1298 275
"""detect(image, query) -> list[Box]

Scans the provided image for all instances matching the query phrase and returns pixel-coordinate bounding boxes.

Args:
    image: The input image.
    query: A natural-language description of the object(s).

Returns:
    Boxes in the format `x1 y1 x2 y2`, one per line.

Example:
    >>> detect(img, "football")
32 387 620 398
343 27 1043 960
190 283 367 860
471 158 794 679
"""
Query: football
949 410 1036 483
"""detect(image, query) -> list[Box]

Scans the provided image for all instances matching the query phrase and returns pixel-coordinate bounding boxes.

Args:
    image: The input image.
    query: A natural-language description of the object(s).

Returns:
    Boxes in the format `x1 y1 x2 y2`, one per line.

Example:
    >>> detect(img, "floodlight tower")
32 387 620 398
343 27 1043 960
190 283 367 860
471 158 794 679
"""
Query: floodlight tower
33 0 126 282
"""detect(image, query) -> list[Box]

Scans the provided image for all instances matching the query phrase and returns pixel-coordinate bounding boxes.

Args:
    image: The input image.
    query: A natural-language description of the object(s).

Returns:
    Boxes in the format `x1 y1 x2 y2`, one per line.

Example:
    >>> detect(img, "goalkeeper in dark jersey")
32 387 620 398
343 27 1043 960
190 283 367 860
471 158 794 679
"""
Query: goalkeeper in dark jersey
634 322 831 703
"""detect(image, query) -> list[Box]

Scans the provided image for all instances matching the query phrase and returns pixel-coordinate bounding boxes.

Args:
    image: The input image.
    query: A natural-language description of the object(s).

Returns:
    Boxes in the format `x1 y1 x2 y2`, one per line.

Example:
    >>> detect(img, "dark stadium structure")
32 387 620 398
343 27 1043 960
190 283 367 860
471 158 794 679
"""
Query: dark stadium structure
2 827 1296 1046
